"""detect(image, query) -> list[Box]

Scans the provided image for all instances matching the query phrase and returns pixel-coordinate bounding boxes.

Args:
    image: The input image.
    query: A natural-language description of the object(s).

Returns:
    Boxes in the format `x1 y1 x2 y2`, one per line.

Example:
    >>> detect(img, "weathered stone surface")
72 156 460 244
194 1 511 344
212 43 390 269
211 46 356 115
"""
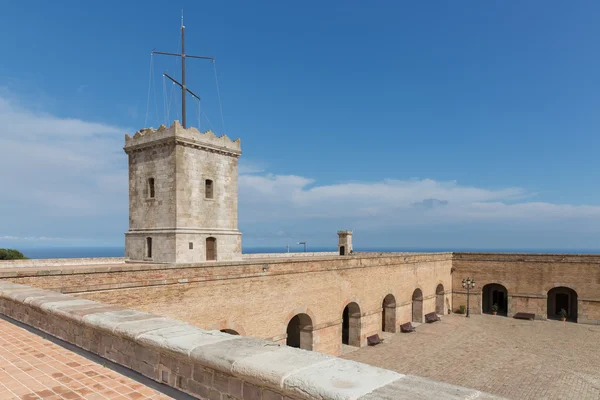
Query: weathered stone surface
358 375 503 400
83 309 161 333
190 336 282 374
284 358 402 400
114 317 187 340
232 346 333 388
138 325 239 355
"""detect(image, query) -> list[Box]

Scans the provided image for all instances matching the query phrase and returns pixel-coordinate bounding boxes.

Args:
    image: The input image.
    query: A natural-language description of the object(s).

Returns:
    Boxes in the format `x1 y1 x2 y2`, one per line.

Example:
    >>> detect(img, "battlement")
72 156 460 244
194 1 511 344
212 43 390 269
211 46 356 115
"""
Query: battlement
124 120 241 156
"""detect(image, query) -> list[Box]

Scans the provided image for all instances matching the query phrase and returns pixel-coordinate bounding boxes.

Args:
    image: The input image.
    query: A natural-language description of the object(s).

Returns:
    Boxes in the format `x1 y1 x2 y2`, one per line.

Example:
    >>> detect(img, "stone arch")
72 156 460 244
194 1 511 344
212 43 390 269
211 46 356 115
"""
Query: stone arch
547 286 578 322
482 283 508 315
436 284 445 315
286 313 313 350
342 301 362 347
382 294 396 333
412 288 423 323
212 320 247 336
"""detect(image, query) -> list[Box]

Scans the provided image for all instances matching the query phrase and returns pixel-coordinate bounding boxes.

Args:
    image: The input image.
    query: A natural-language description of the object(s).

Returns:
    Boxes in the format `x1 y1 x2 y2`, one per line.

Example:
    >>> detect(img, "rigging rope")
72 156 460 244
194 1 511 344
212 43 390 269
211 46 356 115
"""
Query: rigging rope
144 54 153 127
162 75 168 125
213 60 226 133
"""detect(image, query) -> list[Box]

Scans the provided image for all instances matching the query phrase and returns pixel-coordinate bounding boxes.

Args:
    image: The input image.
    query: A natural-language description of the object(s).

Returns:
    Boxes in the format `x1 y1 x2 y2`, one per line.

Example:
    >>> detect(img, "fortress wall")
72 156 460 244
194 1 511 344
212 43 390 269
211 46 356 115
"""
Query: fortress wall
0 257 126 269
0 281 489 400
242 252 337 259
452 253 600 323
0 253 453 356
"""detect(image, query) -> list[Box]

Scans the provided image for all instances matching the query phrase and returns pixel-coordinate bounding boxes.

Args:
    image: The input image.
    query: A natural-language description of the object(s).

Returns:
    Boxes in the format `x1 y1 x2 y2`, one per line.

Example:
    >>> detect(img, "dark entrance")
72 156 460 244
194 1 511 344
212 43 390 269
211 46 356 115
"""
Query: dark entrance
206 237 216 261
547 287 578 322
340 246 345 255
482 283 508 315
382 294 396 333
342 302 361 347
436 284 445 315
286 313 313 350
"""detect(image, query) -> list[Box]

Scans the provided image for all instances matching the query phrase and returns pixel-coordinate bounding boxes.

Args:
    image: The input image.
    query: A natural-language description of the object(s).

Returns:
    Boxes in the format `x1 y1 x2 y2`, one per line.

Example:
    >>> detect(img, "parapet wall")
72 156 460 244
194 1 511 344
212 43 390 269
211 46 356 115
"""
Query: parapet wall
0 281 490 400
242 252 337 259
0 257 126 269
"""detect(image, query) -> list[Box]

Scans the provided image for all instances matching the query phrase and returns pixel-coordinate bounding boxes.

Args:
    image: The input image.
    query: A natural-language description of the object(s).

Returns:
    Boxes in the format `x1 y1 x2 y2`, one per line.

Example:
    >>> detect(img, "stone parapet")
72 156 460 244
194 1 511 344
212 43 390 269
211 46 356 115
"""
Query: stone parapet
0 281 494 399
0 257 126 269
242 252 337 259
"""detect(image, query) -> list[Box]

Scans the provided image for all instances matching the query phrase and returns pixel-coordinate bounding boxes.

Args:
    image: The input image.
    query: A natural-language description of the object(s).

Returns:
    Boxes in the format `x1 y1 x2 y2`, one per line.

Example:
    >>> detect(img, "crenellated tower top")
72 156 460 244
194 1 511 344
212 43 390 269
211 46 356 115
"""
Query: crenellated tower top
124 120 241 157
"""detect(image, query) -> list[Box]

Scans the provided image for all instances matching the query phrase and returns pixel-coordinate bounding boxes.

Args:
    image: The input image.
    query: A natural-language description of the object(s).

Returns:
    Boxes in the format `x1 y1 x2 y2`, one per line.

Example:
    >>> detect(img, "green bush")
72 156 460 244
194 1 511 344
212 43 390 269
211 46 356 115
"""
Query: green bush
0 249 28 260
456 305 466 314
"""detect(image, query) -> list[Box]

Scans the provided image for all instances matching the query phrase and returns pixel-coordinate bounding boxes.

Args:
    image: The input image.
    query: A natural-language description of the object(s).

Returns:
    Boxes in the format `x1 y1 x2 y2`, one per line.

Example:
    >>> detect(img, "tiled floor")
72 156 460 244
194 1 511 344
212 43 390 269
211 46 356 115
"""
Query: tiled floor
344 314 600 400
0 317 175 400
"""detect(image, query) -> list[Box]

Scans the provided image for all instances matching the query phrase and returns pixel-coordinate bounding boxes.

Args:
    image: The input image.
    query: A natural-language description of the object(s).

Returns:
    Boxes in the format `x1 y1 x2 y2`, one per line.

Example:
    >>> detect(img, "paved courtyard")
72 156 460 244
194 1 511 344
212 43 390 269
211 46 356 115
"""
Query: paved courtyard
343 314 600 399
0 316 183 400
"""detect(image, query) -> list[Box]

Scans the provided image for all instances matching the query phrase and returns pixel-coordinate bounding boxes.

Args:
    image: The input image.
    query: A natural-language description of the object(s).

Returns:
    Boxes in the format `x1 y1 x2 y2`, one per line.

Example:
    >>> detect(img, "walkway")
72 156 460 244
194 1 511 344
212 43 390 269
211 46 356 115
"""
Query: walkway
343 314 600 400
0 316 180 400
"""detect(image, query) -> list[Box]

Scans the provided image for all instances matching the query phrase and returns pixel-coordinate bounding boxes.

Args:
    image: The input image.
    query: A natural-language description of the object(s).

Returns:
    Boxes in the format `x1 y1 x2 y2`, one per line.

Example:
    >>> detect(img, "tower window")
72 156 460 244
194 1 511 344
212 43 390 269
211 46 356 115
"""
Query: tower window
148 178 155 198
189 242 194 250
146 237 153 258
205 179 213 199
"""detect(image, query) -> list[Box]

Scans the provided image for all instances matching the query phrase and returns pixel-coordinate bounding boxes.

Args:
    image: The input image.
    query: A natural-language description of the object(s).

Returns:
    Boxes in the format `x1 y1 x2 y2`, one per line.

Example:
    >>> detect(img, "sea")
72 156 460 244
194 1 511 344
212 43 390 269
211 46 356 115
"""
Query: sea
14 246 600 259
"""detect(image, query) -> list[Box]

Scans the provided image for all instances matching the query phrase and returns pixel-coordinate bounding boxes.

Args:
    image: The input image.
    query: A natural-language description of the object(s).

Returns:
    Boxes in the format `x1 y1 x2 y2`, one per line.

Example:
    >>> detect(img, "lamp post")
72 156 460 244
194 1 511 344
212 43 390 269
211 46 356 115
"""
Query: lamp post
297 241 307 252
462 277 475 317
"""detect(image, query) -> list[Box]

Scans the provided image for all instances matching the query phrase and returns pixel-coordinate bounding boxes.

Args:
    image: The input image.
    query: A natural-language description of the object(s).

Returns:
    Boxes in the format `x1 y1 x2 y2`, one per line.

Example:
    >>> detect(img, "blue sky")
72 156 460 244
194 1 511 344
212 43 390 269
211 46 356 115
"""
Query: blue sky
1 1 599 250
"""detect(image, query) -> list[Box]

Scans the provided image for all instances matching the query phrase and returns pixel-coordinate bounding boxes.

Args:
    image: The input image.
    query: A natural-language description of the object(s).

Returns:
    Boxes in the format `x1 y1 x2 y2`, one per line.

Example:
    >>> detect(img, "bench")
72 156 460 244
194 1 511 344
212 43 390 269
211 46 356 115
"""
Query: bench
367 334 384 346
400 322 415 333
425 312 440 323
513 312 535 321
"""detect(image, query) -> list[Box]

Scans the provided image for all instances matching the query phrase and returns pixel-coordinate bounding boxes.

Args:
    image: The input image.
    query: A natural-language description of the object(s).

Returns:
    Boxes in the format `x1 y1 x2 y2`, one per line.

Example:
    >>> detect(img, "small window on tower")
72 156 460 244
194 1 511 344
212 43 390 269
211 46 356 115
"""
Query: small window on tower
205 179 213 199
146 237 153 258
148 178 155 198
189 242 194 250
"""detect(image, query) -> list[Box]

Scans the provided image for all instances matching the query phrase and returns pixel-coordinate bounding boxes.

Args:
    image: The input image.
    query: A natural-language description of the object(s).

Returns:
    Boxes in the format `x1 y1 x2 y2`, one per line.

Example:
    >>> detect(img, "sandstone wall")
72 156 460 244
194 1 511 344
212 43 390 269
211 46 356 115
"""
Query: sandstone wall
0 257 126 269
452 253 600 324
0 281 491 400
0 253 453 356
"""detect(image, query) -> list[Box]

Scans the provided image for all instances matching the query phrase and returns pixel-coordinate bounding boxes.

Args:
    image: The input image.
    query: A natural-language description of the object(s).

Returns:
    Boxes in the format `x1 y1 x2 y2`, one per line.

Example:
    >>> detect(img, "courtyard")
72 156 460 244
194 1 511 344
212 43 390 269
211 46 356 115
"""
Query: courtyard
343 314 600 400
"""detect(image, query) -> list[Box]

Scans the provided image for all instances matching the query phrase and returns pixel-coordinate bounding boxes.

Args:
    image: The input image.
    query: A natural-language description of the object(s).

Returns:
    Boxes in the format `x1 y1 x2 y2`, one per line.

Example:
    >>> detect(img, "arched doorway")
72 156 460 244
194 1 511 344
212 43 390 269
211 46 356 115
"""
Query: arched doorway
342 302 361 347
286 313 313 350
340 246 345 256
206 237 217 261
412 289 423 323
220 329 239 335
436 284 445 315
547 287 578 322
382 294 396 333
482 283 508 315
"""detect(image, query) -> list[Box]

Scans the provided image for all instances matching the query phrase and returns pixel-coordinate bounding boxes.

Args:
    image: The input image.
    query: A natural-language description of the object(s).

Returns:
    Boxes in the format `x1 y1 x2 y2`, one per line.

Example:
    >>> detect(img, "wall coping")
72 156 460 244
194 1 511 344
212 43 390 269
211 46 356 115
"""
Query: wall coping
0 281 497 400
0 257 126 269
0 252 453 280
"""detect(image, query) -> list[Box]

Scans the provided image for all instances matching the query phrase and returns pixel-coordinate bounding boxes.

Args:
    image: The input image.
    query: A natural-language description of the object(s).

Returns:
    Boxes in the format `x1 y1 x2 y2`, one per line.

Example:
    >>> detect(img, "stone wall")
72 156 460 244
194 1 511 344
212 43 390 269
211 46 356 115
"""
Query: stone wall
0 281 492 400
242 252 337 259
452 253 600 324
0 253 453 356
0 257 125 269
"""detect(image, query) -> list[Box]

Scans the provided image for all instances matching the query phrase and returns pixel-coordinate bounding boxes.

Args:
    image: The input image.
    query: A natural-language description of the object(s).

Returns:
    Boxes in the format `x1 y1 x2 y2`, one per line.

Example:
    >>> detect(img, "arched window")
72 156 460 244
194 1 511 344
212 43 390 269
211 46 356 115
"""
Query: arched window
146 237 152 258
148 178 155 198
286 313 313 350
206 237 217 261
205 179 213 199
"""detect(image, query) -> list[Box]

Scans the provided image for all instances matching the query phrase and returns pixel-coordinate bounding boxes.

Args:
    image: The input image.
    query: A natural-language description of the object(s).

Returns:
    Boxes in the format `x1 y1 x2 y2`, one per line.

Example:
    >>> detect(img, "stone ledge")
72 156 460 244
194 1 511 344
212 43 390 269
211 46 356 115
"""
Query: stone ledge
0 281 494 399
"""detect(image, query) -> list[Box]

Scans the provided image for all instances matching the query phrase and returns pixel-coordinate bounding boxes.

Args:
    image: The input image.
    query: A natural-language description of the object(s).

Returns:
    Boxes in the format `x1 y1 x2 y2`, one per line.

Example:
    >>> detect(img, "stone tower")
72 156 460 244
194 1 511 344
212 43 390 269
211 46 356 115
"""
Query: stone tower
338 230 353 255
123 121 242 263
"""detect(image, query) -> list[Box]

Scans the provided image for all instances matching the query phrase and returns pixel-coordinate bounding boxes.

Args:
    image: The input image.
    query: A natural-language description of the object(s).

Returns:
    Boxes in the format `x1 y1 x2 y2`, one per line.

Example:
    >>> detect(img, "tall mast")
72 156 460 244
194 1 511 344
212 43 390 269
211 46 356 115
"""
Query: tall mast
181 11 186 128
152 12 214 129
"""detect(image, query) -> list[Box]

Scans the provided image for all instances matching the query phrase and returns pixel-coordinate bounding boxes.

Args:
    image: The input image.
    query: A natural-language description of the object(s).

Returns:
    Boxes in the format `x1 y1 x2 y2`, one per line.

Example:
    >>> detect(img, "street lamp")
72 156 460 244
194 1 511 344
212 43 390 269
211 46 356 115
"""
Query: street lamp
462 277 476 317
297 241 307 252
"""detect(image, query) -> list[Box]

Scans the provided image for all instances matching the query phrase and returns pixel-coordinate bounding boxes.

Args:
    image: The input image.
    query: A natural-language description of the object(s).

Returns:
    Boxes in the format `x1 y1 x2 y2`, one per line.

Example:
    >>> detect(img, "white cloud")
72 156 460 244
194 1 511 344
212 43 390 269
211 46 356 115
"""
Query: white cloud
238 174 600 226
0 93 129 221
